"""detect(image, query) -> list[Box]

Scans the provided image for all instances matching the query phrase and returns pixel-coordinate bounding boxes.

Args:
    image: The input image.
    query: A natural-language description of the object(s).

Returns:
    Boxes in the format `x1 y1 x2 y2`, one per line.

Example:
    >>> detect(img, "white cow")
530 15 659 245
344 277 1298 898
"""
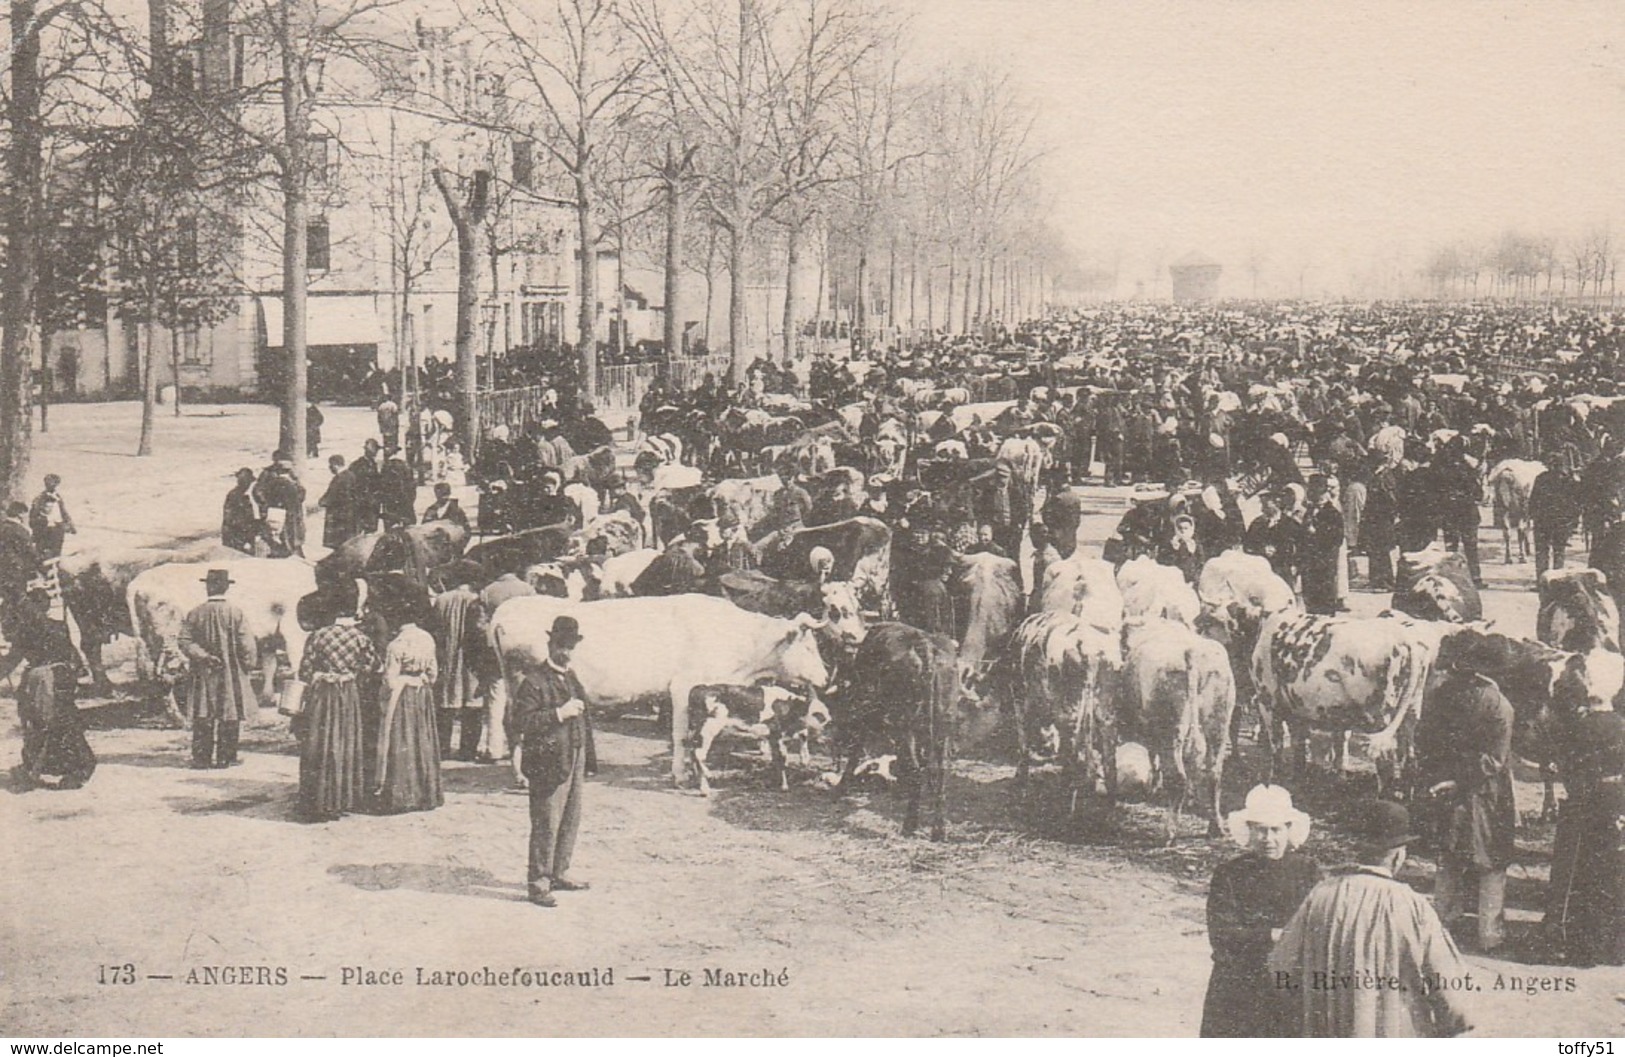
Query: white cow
1487 458 1544 564
1120 618 1236 838
596 548 661 598
126 558 317 716
1038 552 1124 635
1116 556 1201 625
488 594 832 784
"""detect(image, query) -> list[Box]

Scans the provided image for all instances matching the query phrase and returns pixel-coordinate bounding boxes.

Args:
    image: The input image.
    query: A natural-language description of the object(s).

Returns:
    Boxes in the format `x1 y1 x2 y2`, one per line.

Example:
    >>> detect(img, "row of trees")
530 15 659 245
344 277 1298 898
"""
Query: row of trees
1424 227 1619 302
0 0 1064 497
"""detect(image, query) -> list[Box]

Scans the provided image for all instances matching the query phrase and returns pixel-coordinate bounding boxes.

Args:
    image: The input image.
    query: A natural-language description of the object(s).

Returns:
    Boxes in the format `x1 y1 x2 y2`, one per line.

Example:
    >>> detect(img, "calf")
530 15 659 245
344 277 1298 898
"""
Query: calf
686 682 832 795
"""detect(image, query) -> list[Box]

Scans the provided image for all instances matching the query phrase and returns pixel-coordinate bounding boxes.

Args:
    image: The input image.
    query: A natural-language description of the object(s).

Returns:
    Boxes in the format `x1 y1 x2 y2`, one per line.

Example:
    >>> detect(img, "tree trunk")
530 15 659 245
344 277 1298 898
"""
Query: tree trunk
854 245 868 353
171 326 182 416
278 1 310 480
908 243 918 340
614 234 627 363
662 167 683 372
0 0 42 499
432 168 488 457
961 265 972 334
781 219 800 364
138 315 157 456
945 248 957 336
728 221 747 384
703 226 716 350
886 236 898 348
575 173 597 400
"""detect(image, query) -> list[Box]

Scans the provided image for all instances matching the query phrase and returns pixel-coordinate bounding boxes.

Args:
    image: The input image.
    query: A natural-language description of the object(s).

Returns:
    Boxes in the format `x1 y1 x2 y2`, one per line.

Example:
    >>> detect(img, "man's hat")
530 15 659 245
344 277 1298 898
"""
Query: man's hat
272 448 292 463
234 467 256 481
202 568 234 595
1351 799 1419 852
548 615 584 647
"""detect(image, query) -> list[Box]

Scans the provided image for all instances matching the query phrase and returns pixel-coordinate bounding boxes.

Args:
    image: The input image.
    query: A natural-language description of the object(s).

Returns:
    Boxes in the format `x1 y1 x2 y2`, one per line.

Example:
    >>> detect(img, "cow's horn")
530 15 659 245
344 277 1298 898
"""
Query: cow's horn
794 612 829 631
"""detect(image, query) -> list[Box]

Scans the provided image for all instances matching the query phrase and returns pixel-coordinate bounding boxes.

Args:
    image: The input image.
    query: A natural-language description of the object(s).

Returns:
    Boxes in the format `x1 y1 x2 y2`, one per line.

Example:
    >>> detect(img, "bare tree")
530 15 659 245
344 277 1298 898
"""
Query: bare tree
0 0 132 496
471 0 643 400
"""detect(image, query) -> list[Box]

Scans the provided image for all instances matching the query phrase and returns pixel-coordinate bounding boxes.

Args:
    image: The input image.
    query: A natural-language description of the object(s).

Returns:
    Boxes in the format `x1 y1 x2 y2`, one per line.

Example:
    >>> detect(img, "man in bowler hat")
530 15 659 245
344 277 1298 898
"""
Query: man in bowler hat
510 615 592 907
178 569 258 768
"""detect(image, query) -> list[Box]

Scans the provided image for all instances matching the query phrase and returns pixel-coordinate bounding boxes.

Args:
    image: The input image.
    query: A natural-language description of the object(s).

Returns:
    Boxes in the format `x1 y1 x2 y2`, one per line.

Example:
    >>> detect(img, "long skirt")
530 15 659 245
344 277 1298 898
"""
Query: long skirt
19 665 96 788
373 684 443 814
298 677 364 820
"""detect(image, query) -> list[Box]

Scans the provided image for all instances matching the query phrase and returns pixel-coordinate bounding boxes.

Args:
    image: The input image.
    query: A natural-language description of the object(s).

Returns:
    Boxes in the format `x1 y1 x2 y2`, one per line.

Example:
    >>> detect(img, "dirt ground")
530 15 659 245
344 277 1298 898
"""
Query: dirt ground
2 405 1622 1037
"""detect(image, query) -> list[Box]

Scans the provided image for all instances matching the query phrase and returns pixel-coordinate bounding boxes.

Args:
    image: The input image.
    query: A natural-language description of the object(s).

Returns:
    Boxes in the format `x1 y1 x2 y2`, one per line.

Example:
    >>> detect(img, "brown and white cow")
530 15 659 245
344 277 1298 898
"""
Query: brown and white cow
686 682 832 795
1250 611 1450 796
1119 617 1236 839
1009 610 1124 814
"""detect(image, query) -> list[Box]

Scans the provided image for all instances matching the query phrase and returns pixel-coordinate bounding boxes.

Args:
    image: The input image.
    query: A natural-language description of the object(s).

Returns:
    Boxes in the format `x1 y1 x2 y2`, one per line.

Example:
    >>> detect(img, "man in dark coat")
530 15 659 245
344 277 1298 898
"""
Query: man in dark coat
27 474 75 559
0 501 41 630
14 584 95 790
1300 475 1345 614
178 569 259 769
1417 640 1516 952
349 439 383 536
1529 454 1585 577
222 468 262 554
319 455 354 550
420 482 469 530
511 615 592 907
1432 437 1483 587
1243 491 1301 587
1361 455 1401 591
252 450 306 557
379 452 417 529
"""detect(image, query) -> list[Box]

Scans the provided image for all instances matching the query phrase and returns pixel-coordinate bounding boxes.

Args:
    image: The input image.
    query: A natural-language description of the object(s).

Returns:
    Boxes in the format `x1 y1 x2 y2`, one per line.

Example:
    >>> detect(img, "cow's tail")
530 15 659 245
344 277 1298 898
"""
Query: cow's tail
1368 639 1433 797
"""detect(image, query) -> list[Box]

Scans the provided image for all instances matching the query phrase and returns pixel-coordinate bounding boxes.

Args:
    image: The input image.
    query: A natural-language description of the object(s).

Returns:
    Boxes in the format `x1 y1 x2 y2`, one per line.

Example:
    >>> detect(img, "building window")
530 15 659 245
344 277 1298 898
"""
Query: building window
512 139 533 190
180 327 211 366
174 52 195 91
308 218 331 271
176 217 198 271
308 135 336 182
233 34 246 88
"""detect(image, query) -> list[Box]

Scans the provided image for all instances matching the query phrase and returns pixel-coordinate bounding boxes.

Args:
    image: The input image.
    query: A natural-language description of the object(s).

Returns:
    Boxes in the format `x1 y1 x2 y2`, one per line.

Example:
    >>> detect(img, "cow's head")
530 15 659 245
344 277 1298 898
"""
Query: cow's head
776 614 832 689
688 518 724 554
1410 572 1471 623
818 582 868 647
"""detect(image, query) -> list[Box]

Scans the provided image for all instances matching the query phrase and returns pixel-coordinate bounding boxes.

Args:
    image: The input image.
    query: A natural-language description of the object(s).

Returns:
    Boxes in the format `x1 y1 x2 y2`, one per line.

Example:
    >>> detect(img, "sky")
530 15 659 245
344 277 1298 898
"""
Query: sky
897 0 1625 295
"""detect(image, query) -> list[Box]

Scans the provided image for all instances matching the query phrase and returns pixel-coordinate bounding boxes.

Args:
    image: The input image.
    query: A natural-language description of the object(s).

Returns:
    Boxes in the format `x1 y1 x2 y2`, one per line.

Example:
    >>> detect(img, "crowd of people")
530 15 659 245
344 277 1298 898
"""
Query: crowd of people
9 297 1623 1034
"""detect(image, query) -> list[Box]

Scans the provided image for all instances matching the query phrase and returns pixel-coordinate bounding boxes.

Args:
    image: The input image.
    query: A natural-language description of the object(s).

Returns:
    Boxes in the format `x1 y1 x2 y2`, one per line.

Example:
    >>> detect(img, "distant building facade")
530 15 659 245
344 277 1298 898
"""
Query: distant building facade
1169 251 1222 302
41 3 660 403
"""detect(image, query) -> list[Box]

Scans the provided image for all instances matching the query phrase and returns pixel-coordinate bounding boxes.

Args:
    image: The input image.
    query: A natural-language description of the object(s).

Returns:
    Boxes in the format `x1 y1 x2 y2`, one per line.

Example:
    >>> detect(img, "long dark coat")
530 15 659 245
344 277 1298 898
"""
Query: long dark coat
177 597 259 721
1417 671 1516 869
1201 850 1322 1037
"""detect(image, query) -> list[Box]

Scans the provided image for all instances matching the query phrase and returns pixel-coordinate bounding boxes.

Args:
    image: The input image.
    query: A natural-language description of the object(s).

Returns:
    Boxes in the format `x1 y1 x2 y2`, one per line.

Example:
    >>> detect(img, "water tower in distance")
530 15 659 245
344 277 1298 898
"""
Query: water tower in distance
1169 251 1222 302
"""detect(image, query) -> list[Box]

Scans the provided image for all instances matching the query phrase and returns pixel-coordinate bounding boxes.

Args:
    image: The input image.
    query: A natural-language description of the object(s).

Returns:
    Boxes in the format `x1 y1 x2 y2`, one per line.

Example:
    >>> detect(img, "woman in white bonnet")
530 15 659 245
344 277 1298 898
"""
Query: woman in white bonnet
1200 784 1321 1037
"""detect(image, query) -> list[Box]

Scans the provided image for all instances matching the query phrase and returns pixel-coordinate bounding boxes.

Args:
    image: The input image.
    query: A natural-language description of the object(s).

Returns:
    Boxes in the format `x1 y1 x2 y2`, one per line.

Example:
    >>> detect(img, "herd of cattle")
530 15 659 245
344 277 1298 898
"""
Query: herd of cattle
54 447 1625 845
